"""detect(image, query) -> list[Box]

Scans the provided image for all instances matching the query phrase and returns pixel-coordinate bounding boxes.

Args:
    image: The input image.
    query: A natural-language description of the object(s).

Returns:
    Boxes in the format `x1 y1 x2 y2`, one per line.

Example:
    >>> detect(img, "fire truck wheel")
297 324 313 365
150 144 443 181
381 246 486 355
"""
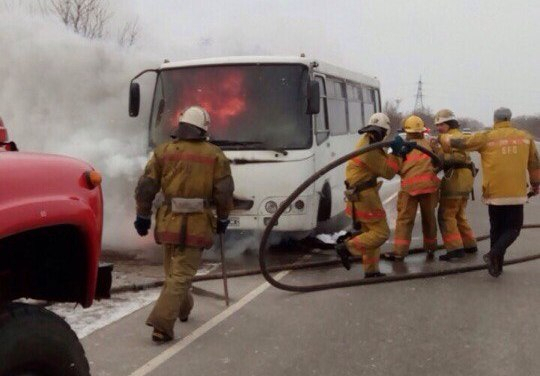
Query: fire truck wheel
0 302 90 376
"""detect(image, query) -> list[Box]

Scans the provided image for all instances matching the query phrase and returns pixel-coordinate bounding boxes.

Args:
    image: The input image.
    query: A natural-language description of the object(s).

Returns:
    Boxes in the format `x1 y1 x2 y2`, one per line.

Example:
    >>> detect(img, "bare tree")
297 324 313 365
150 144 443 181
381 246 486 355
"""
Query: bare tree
49 0 111 39
117 17 139 47
383 99 404 137
514 115 540 139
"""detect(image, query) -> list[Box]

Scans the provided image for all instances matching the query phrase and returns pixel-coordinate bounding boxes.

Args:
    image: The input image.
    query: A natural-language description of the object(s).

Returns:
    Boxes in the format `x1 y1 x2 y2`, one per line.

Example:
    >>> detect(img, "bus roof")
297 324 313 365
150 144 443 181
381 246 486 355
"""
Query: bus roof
160 56 380 87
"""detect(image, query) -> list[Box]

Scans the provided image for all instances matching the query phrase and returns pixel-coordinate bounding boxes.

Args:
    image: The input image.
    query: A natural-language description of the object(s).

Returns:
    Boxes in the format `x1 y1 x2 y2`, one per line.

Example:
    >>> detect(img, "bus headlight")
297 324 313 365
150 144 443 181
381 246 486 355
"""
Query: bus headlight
294 200 305 211
265 200 278 214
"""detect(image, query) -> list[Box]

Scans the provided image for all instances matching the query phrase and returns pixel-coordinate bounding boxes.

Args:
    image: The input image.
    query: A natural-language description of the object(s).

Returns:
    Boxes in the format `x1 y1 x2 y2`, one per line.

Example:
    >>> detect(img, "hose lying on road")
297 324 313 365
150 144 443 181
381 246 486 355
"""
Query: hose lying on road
257 139 540 292
109 224 540 296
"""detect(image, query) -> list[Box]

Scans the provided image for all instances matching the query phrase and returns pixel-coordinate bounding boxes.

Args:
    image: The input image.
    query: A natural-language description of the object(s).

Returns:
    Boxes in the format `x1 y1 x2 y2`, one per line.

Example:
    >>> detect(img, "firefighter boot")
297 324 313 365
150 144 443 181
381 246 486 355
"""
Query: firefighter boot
335 243 352 270
365 271 386 279
152 329 173 343
439 249 465 261
483 253 501 278
464 246 478 254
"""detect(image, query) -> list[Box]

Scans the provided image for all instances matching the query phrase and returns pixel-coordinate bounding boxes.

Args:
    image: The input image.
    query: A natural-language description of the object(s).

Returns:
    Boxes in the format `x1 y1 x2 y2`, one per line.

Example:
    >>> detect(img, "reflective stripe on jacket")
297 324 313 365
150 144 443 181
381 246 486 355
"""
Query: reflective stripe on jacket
439 129 474 198
135 139 234 248
345 133 398 223
396 137 440 196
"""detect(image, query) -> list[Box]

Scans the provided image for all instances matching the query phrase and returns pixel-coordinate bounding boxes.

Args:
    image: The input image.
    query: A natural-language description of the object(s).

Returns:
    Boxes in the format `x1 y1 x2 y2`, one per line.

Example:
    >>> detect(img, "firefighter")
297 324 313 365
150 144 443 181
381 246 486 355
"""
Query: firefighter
0 117 18 151
134 105 234 342
335 113 402 278
433 109 477 261
439 107 539 277
384 115 440 261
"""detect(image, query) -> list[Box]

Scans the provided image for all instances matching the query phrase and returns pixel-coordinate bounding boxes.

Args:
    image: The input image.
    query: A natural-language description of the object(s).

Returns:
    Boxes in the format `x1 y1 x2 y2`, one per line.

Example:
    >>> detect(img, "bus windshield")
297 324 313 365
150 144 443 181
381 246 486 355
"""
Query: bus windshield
149 64 312 150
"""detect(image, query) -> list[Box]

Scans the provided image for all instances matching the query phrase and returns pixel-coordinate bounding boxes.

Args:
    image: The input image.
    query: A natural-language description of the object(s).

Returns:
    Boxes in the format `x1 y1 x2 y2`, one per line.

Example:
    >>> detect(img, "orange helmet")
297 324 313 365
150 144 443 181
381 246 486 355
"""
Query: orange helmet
0 117 8 143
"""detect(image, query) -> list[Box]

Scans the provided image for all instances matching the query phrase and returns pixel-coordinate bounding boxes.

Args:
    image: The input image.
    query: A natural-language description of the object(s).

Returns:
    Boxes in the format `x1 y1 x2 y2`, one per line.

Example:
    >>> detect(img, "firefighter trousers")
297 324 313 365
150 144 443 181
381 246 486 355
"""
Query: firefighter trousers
438 197 476 251
346 219 390 274
393 191 438 256
489 204 523 261
146 244 202 338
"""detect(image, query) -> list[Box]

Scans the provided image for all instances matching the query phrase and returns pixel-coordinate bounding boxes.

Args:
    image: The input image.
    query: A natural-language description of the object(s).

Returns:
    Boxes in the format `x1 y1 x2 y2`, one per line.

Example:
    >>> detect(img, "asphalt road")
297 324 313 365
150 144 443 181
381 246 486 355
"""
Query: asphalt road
83 155 540 376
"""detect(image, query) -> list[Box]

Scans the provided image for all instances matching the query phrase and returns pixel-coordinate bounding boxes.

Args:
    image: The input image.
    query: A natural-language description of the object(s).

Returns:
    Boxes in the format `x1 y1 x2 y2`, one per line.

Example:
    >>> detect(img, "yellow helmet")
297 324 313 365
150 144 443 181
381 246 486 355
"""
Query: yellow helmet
434 109 456 125
403 115 426 133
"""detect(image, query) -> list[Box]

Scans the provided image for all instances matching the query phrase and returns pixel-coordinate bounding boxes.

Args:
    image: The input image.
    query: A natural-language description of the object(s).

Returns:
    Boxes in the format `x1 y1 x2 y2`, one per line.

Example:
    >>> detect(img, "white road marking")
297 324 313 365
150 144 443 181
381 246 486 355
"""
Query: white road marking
129 270 291 376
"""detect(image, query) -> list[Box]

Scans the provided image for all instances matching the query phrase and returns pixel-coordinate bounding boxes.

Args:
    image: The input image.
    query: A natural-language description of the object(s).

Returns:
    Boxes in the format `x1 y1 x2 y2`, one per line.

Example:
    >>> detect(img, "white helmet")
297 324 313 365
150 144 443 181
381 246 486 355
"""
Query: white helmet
367 113 391 133
179 106 210 132
434 109 456 125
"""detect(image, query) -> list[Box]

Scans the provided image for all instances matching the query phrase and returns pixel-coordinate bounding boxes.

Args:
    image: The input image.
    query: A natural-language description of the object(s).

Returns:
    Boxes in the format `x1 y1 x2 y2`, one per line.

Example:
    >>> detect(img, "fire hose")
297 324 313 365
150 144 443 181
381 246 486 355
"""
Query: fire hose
257 140 540 292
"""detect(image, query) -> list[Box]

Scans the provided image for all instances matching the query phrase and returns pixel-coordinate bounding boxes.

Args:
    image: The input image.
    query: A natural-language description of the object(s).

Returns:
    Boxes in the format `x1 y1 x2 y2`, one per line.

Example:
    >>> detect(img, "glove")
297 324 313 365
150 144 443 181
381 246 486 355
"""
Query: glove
400 143 414 156
217 218 230 234
134 216 151 236
389 135 405 156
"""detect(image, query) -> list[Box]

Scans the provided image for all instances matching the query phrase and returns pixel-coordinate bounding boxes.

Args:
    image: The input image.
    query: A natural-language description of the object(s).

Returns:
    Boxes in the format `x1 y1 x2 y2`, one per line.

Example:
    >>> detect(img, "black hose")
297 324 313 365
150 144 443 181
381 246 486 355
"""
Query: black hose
257 140 539 292
109 225 540 295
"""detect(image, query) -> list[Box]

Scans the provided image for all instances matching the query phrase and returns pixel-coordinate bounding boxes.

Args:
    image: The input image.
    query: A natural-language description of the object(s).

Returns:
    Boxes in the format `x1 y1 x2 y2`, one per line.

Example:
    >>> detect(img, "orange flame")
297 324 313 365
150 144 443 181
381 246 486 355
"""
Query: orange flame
176 68 247 129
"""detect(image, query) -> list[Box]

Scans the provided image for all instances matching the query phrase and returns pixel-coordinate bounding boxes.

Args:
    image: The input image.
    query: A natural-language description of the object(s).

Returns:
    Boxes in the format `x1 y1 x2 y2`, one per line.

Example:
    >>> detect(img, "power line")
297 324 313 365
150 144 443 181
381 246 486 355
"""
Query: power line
413 76 424 112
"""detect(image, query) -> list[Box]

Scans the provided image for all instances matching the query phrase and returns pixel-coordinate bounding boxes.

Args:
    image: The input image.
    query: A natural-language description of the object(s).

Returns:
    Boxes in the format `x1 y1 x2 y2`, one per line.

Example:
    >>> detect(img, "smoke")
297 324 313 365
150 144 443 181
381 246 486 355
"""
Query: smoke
0 4 319 258
0 7 158 254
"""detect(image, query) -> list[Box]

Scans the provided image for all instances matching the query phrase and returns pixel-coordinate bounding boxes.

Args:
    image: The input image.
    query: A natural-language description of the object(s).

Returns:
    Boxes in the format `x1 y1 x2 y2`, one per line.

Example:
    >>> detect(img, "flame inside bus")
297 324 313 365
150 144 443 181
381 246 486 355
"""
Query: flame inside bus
151 64 311 150
174 69 247 130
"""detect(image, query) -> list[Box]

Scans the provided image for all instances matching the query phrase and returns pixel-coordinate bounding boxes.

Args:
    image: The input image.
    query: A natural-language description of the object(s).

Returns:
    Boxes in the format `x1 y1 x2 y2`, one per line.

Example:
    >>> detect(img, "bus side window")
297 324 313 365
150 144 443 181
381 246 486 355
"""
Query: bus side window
327 79 348 136
315 76 329 145
347 84 362 134
374 88 381 112
362 86 376 125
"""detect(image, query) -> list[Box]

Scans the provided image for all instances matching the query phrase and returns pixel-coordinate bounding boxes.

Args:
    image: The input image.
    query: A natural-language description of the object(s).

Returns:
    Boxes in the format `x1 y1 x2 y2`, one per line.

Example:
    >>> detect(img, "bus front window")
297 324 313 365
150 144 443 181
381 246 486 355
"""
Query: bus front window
149 64 312 150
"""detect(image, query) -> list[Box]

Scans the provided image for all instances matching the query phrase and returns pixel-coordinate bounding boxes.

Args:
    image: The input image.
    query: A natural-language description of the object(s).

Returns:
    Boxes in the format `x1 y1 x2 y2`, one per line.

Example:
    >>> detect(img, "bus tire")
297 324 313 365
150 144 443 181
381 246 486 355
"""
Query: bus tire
0 302 90 376
317 183 332 223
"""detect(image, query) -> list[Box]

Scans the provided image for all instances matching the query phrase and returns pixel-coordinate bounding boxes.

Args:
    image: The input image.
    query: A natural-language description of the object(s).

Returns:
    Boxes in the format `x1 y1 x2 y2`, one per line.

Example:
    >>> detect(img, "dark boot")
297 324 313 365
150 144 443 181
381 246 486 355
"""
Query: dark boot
439 249 465 261
426 250 435 260
365 271 386 279
335 243 352 270
464 246 478 254
381 253 404 262
483 253 501 278
497 254 504 274
152 329 173 343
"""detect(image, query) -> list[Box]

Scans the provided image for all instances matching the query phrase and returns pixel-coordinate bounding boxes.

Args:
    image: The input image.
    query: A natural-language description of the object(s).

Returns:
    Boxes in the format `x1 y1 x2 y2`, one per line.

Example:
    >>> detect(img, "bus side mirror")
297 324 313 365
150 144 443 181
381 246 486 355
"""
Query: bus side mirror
129 82 141 117
307 80 320 115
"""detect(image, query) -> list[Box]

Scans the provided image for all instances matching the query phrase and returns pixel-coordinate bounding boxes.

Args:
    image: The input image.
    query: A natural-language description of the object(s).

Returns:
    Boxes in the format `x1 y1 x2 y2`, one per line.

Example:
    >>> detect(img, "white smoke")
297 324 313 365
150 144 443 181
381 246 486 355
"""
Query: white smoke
0 7 158 254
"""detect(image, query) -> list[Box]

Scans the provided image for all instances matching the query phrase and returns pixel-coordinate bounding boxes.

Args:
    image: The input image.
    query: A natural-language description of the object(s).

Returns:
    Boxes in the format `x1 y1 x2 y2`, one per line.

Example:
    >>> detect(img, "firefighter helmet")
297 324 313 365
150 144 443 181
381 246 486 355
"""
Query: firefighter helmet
179 106 210 132
434 109 456 125
367 113 391 133
403 115 427 133
0 117 7 143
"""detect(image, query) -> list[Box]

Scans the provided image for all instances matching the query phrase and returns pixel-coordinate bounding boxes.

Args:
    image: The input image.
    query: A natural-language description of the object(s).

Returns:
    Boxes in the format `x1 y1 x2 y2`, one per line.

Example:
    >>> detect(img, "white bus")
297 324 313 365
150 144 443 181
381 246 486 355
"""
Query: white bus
129 56 381 235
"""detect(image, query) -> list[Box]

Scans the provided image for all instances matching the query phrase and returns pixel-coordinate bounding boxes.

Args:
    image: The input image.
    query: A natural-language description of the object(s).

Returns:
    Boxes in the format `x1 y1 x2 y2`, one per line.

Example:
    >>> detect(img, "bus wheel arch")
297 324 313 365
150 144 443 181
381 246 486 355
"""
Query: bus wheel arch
317 182 332 222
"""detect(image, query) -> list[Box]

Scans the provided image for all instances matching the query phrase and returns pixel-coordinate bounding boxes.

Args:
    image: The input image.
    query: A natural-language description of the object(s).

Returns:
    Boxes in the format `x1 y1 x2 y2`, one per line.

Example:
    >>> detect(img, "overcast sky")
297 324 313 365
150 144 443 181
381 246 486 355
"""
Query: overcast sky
118 0 540 125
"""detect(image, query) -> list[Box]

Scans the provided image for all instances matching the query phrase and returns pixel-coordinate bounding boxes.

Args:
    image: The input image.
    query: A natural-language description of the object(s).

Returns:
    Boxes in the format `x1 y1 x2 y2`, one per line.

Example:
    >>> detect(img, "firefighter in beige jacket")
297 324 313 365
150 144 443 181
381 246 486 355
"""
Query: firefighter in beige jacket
439 107 539 277
134 106 234 341
386 116 440 260
335 113 399 278
433 109 477 261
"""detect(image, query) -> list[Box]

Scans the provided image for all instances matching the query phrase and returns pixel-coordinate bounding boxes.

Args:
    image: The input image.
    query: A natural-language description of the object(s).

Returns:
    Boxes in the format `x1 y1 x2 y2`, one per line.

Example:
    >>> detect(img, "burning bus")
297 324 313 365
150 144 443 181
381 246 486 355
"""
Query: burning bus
128 56 381 235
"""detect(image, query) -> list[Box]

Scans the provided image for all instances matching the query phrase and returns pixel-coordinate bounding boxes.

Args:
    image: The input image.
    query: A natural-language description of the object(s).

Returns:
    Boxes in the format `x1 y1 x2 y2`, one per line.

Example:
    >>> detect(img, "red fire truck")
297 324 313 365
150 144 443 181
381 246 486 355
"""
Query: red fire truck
0 121 109 376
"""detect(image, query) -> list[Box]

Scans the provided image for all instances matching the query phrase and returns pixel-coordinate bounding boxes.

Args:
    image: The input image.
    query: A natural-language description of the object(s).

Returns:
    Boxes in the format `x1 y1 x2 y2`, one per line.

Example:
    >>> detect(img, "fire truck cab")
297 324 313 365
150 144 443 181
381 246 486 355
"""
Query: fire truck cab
0 131 108 376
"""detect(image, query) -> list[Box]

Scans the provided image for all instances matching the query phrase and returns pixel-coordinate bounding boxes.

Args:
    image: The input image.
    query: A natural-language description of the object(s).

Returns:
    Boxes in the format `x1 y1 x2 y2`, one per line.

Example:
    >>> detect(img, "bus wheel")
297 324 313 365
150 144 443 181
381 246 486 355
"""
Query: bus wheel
317 183 332 223
0 302 90 376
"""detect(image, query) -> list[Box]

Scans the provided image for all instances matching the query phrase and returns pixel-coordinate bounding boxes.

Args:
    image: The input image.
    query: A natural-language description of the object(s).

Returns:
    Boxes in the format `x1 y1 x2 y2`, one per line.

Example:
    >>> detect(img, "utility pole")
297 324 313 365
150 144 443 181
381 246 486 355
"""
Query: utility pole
414 76 425 113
